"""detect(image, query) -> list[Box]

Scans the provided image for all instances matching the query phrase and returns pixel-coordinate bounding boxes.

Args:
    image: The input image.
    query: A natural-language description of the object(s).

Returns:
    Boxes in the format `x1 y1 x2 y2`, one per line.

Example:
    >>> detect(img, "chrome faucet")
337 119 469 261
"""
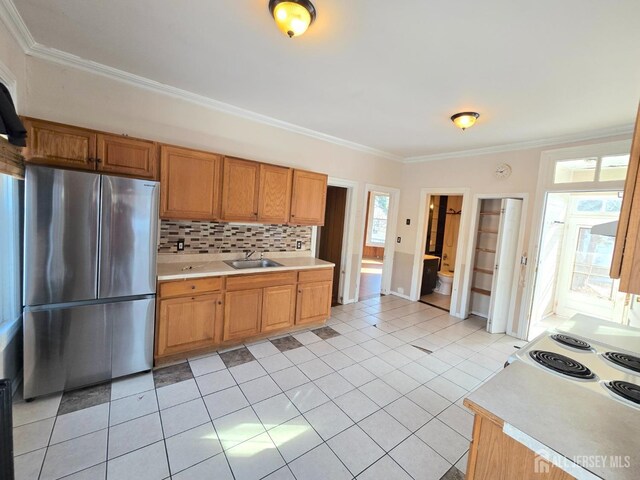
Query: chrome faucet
245 250 256 260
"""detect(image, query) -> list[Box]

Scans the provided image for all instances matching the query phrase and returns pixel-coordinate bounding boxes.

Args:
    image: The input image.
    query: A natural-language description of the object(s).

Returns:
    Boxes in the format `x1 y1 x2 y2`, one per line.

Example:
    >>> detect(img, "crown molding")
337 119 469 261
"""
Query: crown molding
403 124 635 163
0 1 402 162
0 0 634 166
0 0 35 51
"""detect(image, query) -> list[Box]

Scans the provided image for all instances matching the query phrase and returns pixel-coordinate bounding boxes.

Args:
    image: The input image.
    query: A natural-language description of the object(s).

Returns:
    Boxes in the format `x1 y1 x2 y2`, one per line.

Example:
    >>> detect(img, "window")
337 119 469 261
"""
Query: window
366 192 390 246
0 173 21 329
554 154 630 184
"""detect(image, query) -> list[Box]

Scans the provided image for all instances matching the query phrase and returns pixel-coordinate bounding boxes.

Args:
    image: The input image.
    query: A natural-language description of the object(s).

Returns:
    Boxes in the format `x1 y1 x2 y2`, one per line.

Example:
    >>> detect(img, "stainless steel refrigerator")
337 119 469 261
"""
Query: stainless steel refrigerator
23 165 159 399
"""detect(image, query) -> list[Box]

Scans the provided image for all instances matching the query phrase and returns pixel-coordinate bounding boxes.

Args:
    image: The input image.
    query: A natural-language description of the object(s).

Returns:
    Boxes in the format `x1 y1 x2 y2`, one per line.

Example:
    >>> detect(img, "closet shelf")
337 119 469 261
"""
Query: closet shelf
478 230 498 234
473 268 494 275
475 247 497 253
471 287 492 296
479 211 501 216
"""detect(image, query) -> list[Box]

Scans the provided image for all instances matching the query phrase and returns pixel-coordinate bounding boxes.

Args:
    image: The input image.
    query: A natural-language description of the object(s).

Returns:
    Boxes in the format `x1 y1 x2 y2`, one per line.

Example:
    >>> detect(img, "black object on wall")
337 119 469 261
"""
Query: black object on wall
425 196 448 258
0 379 14 480
0 83 26 147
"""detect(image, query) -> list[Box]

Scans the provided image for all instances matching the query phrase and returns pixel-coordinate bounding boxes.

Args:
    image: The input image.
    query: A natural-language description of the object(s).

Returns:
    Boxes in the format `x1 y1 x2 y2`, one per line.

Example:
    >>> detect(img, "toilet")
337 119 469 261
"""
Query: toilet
434 270 454 296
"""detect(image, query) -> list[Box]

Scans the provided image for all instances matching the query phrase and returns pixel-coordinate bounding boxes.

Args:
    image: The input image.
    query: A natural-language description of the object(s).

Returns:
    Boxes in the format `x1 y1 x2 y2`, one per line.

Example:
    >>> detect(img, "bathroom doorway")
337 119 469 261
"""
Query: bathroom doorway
419 194 464 311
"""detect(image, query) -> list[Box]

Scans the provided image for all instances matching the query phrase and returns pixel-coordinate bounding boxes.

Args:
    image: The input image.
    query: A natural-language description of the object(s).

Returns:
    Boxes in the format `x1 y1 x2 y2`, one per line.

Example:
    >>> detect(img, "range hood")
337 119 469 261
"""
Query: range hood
591 220 618 237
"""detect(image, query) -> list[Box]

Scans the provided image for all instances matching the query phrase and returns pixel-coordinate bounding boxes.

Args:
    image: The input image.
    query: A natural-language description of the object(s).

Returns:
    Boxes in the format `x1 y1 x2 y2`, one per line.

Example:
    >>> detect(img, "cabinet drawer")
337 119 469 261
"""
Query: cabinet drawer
159 277 223 298
226 271 297 291
298 268 333 283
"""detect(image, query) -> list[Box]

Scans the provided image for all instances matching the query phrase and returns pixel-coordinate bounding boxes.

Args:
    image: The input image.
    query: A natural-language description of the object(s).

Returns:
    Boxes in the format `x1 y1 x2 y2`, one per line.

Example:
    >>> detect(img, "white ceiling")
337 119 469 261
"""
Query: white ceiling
8 0 640 159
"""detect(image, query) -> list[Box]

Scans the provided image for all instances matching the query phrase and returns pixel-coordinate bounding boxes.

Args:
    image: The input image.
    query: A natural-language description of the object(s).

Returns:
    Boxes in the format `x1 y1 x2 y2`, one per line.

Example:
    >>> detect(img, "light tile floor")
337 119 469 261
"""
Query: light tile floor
12 295 526 480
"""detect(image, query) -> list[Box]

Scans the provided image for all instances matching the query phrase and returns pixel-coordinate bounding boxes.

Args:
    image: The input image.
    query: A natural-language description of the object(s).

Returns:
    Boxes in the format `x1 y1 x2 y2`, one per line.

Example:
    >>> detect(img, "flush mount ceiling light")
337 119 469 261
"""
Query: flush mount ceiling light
451 112 480 131
269 0 316 38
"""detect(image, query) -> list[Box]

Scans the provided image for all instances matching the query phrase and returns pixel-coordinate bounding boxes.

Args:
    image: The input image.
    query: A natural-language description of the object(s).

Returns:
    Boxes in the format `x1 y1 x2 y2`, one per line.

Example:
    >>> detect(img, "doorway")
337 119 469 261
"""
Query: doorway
528 191 628 338
317 186 348 305
419 195 463 311
356 185 400 301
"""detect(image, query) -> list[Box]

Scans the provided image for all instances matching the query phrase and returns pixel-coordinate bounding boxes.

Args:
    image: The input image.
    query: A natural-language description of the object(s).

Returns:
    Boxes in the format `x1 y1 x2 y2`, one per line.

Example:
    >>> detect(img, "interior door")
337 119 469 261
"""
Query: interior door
487 198 523 333
99 175 159 298
24 166 100 306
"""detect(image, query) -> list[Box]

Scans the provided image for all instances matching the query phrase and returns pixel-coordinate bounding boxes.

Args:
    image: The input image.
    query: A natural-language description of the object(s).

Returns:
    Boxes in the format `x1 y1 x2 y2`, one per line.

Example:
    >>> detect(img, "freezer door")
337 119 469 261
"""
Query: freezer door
23 303 112 399
99 175 159 298
24 166 100 306
111 297 155 378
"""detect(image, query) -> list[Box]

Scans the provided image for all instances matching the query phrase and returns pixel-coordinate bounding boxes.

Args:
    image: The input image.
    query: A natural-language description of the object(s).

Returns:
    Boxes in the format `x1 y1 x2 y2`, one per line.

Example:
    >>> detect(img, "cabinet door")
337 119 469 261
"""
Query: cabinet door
258 164 292 223
97 134 158 179
156 293 222 358
262 285 296 333
296 281 332 325
160 145 222 220
224 288 262 341
22 117 96 171
221 157 260 222
290 170 327 225
612 103 640 293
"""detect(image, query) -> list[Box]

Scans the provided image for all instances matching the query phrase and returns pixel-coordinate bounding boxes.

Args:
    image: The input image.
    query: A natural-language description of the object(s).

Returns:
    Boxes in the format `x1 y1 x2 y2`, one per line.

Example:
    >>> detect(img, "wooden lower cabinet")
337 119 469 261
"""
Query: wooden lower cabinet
464 400 575 480
262 285 296 332
223 288 263 341
156 268 333 362
296 281 332 325
156 293 222 357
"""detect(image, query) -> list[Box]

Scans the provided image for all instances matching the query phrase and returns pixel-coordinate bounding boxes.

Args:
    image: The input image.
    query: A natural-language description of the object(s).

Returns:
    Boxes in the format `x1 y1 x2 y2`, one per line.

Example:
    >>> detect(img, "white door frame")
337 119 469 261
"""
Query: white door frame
410 188 471 315
356 184 400 300
326 177 359 304
519 140 632 339
460 193 528 332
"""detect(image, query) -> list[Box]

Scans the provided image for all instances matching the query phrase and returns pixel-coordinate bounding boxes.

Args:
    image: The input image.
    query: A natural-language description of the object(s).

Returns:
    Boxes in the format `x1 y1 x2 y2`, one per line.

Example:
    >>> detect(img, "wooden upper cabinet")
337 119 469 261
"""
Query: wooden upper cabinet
611 103 640 294
221 157 260 222
22 117 96 171
96 134 157 179
258 164 292 224
290 169 328 226
160 145 222 220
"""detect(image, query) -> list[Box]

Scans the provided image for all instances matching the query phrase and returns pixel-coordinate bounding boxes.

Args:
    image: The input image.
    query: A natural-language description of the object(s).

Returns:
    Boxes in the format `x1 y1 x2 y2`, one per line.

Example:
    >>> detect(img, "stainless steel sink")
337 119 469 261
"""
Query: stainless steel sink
224 259 283 270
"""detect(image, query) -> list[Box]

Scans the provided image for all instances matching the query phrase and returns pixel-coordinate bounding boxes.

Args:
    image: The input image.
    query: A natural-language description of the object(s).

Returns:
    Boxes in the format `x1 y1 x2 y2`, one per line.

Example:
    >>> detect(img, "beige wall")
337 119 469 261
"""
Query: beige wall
0 22 26 105
20 55 404 301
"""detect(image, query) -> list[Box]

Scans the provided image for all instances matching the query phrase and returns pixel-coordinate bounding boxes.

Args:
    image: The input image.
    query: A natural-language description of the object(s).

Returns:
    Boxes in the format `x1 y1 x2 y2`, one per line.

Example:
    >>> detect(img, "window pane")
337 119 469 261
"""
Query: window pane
599 155 630 182
605 198 622 213
570 227 615 299
554 158 597 184
373 194 389 220
370 219 387 244
576 199 603 212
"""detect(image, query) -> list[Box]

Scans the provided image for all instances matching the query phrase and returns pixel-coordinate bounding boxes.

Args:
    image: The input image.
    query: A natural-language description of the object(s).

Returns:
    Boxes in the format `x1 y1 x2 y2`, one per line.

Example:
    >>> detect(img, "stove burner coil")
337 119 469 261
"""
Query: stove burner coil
603 352 640 374
550 334 592 351
529 350 595 379
606 380 640 405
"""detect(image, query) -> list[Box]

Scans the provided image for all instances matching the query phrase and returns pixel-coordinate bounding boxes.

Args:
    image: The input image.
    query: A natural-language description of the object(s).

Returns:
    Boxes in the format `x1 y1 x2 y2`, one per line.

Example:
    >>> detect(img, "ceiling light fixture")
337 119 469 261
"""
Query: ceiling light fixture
268 0 316 38
451 112 480 131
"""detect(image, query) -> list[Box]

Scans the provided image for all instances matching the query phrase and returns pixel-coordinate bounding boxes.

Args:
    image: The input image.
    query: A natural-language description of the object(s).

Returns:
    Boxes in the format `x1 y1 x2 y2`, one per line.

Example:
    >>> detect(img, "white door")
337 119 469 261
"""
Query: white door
555 217 625 321
487 198 523 333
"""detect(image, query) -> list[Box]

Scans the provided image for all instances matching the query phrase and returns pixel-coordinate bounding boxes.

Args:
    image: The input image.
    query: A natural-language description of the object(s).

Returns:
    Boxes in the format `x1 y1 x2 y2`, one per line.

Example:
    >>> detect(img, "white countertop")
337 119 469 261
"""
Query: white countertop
465 361 640 479
157 255 334 281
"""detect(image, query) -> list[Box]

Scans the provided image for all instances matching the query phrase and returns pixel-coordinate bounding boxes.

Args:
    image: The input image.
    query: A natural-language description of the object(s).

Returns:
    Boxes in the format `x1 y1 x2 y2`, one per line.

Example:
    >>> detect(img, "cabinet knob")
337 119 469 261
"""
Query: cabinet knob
298 290 302 294
218 301 222 305
96 157 102 163
88 157 95 163
191 285 196 289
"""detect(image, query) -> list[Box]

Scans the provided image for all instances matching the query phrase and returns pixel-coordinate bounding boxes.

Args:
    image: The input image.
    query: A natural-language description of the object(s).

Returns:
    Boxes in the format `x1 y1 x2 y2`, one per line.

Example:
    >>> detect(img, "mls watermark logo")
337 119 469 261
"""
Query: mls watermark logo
534 451 551 474
534 450 631 474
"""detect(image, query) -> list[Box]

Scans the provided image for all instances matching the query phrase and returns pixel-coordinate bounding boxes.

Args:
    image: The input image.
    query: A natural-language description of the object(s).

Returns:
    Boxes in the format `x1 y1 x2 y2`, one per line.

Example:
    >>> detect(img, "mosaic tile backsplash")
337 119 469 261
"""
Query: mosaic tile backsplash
158 220 313 254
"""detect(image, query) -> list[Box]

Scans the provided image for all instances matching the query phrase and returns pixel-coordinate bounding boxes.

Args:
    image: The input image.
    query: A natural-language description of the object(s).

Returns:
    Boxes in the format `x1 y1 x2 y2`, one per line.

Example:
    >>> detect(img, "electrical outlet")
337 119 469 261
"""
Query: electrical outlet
296 240 302 249
177 239 185 251
396 236 401 243
406 219 410 225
